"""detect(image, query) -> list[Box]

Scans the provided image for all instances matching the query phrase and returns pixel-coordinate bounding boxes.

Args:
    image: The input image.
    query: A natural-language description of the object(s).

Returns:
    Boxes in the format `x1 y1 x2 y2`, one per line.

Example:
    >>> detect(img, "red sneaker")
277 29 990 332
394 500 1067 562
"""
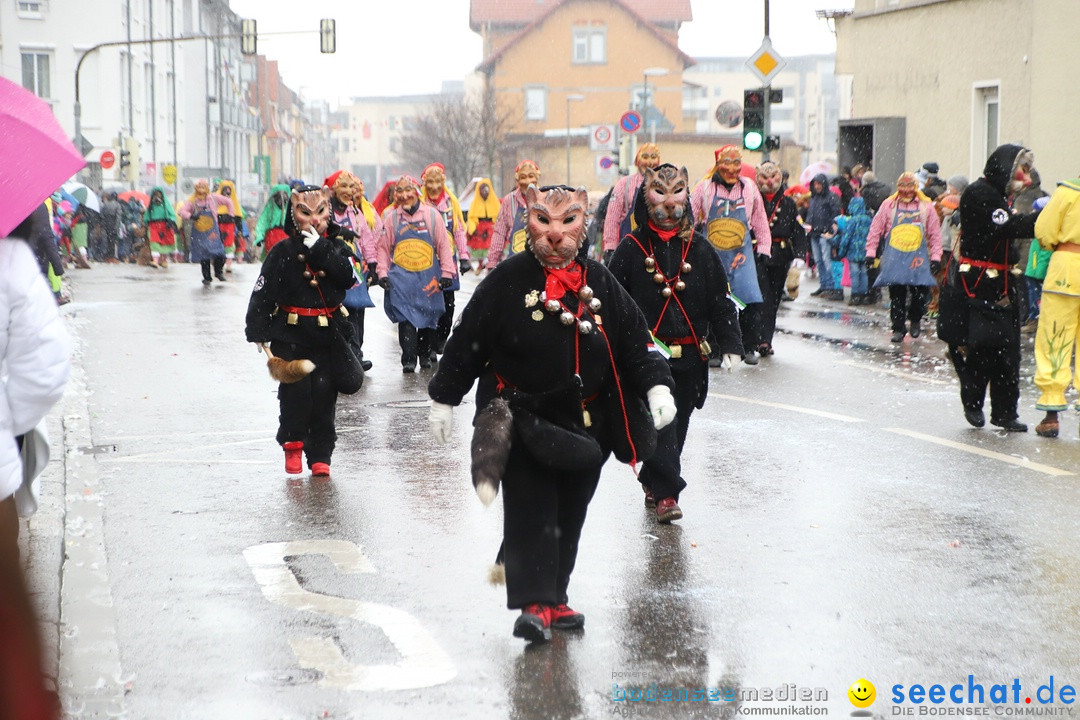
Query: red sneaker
643 485 656 508
550 603 585 630
512 603 551 643
311 462 330 477
283 441 304 475
656 496 683 523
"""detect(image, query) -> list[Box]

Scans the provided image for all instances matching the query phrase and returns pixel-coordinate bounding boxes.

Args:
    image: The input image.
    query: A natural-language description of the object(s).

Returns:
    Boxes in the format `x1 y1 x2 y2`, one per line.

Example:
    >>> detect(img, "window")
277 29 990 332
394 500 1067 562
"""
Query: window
524 86 547 122
571 25 606 64
975 84 999 165
17 0 45 15
20 51 50 98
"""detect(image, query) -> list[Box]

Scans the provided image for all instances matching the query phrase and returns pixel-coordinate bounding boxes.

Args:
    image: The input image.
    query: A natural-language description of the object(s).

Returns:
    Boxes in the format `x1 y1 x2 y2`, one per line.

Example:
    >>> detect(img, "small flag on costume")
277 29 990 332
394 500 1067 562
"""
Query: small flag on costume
648 333 672 359
727 292 747 311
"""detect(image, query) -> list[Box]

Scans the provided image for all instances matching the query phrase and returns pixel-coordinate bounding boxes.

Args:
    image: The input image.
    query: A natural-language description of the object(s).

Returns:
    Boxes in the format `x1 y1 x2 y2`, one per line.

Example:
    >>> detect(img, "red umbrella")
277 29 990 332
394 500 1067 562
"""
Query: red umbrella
118 190 150 207
0 76 86 237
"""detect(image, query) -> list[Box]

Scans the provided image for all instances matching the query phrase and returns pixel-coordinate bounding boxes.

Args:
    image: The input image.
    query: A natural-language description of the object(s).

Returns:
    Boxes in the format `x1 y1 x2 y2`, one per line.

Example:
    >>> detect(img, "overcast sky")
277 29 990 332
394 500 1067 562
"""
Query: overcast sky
227 0 854 105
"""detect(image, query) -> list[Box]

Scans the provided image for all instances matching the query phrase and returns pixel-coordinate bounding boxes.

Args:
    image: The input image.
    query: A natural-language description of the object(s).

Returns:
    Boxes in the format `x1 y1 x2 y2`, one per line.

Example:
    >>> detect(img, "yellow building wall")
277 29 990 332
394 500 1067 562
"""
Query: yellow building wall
487 0 686 137
837 0 1080 186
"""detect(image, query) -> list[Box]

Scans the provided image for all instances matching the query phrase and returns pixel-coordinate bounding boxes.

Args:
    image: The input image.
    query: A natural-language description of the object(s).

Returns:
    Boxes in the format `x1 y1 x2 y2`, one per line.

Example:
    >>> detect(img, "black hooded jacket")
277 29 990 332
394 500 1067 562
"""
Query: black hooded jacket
608 169 744 372
956 144 1040 301
760 185 805 265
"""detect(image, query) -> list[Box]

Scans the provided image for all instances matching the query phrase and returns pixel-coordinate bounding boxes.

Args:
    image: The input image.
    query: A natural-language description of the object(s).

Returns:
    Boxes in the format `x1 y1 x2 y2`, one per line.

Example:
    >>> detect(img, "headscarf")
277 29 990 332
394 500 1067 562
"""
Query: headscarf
255 183 290 244
886 171 932 203
357 195 378 230
144 186 177 224
467 178 500 235
372 180 397 215
214 180 244 217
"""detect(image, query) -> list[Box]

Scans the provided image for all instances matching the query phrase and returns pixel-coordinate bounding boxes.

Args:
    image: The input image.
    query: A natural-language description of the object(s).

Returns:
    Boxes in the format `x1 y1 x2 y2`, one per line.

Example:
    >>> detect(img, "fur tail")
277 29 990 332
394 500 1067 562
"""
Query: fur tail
488 541 505 585
267 356 316 384
471 397 512 505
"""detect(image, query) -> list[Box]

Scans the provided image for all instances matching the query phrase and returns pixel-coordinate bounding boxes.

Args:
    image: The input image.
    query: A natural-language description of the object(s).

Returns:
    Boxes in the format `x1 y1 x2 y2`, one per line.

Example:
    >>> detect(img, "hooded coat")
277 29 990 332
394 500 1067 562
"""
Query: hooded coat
806 173 841 235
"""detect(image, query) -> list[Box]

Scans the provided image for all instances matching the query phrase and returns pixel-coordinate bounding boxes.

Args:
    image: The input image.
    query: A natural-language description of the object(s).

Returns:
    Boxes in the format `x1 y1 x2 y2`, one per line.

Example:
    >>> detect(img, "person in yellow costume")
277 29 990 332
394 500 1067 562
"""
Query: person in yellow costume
1032 178 1080 438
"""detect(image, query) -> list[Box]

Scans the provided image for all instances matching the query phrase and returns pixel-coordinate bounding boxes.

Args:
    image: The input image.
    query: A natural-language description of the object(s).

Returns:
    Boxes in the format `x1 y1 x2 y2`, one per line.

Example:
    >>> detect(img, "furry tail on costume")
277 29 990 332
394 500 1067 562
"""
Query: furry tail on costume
471 397 512 506
262 345 315 384
488 541 505 586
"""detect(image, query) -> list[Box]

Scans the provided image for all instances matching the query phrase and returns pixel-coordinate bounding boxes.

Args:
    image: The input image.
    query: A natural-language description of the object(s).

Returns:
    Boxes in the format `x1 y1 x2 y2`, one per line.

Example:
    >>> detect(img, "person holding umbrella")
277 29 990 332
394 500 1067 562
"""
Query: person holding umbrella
178 179 231 285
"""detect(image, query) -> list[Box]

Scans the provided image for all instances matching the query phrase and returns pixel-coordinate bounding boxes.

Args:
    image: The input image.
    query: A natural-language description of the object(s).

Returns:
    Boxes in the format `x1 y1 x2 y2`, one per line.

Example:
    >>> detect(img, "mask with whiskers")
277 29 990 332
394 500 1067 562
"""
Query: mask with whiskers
644 164 690 231
525 184 588 269
291 186 331 235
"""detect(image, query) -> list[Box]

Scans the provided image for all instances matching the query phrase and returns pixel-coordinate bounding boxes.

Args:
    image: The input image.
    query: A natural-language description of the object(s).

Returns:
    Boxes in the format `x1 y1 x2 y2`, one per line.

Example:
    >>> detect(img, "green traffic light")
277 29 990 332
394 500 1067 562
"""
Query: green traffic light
743 131 764 151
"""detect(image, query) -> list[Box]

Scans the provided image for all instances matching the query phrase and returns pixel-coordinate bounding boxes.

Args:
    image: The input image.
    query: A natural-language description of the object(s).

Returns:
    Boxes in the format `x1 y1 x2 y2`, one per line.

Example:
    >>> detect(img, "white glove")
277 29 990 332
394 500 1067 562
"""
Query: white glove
646 385 677 430
301 226 319 248
720 353 740 372
429 401 453 444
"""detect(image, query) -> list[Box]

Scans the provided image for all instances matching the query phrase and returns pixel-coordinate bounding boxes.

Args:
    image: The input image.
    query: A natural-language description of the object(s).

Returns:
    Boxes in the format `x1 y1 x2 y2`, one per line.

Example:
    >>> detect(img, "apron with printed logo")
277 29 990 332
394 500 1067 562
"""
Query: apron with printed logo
189 205 225 262
705 183 763 304
437 204 462 291
384 208 445 329
507 195 529 257
874 202 936 287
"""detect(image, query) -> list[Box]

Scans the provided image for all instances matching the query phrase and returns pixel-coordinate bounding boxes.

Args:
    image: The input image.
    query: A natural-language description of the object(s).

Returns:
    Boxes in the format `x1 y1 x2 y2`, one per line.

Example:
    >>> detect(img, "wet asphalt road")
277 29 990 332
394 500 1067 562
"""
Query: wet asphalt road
44 263 1080 720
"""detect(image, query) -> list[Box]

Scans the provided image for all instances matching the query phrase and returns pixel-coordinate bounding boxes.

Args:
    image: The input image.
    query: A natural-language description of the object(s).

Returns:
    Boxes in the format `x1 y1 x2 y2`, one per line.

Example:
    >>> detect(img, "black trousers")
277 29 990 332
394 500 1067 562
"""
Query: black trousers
638 358 702 501
739 303 761 351
888 285 927 332
434 290 455 353
398 323 434 368
200 256 225 281
345 307 365 360
757 257 792 347
947 337 1021 424
502 446 603 609
271 341 338 466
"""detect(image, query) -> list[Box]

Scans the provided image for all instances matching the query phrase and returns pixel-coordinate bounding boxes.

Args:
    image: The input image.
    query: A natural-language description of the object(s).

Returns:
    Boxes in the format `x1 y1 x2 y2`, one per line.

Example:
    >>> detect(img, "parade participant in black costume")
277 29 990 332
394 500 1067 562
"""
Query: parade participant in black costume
754 162 804 355
428 184 676 644
245 185 359 477
609 164 742 523
939 144 1040 432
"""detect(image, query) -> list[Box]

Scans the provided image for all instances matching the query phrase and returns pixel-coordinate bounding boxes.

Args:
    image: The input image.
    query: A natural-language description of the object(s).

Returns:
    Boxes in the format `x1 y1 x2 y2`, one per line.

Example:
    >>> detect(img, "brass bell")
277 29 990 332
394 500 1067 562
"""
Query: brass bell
545 299 561 313
317 270 326 277
644 256 655 270
653 272 665 284
317 315 329 327
577 320 593 334
579 285 593 302
661 287 672 298
303 270 313 278
309 279 319 287
560 311 576 326
674 280 686 292
286 312 299 325
589 298 602 312
297 253 306 262
340 307 350 317
682 262 692 274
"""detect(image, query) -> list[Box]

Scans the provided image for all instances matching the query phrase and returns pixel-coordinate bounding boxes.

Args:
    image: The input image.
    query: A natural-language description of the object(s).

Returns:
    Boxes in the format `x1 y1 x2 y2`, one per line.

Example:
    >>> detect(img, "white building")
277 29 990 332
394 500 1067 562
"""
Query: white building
1 0 257 199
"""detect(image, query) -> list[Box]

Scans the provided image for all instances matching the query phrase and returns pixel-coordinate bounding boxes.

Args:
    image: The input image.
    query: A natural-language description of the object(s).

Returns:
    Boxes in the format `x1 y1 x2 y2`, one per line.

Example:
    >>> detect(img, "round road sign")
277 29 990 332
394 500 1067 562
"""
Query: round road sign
99 150 116 169
593 125 612 145
599 157 614 169
619 111 642 134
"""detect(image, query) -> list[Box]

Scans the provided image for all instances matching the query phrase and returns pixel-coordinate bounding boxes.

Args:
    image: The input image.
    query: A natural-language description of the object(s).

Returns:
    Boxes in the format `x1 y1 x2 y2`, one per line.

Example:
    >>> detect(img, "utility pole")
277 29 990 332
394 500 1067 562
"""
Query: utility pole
149 0 157 185
763 0 772 162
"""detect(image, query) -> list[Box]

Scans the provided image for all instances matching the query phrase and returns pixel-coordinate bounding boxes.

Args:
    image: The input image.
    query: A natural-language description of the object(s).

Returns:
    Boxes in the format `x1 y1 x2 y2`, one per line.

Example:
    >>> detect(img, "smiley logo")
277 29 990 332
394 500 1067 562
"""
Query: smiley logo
848 679 876 708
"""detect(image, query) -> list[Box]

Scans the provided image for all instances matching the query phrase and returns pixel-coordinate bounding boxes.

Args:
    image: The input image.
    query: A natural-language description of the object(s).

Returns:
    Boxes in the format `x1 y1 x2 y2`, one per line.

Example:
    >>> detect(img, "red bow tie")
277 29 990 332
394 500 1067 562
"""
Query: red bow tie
544 264 584 300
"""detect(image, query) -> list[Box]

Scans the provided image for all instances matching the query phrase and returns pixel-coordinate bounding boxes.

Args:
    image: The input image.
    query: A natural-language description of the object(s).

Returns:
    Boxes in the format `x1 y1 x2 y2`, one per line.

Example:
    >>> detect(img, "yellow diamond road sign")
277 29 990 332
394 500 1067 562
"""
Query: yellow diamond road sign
747 37 786 85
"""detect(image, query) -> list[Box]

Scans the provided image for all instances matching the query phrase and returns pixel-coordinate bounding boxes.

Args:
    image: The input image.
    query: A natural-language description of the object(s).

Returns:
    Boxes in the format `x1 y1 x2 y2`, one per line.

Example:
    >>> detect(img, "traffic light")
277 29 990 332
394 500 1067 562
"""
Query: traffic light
241 19 257 56
122 136 140 183
320 19 336 54
765 135 781 152
742 88 765 152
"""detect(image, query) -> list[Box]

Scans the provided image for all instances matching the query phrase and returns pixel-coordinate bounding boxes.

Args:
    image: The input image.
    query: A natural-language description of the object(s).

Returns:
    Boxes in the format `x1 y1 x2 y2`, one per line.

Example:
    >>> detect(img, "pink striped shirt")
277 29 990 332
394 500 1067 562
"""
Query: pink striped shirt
376 204 456 280
865 197 942 261
485 189 527 268
602 173 645 251
690 178 772 257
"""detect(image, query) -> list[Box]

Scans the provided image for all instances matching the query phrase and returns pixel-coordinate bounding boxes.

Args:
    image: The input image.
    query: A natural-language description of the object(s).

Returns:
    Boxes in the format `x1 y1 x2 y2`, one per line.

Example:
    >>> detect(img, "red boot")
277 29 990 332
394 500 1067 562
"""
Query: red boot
512 603 551 643
311 462 330 477
283 441 303 474
550 603 585 630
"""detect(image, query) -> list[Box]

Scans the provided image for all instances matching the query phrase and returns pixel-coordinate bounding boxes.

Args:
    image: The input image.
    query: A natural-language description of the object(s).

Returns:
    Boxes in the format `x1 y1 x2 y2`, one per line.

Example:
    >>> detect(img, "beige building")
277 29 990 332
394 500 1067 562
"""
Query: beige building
835 0 1080 186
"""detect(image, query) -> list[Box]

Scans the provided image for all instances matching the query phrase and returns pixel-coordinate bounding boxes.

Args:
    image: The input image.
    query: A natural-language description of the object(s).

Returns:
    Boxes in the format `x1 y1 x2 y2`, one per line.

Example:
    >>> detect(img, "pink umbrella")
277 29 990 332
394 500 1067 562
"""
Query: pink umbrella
799 161 836 187
0 76 86 237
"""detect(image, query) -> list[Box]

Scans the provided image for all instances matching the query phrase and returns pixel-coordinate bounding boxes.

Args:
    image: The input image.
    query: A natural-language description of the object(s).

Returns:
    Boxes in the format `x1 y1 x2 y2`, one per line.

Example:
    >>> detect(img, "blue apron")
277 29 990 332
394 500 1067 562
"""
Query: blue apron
506 196 529 258
189 205 225 262
873 203 936 287
384 208 445 329
436 204 462 291
618 174 642 240
704 183 763 304
336 209 375 309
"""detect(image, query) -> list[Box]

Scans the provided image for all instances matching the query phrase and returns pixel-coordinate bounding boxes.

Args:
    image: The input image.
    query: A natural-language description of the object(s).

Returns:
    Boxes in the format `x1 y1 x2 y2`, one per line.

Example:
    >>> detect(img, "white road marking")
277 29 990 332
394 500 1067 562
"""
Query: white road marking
840 359 951 385
243 540 457 691
883 427 1076 477
708 393 865 423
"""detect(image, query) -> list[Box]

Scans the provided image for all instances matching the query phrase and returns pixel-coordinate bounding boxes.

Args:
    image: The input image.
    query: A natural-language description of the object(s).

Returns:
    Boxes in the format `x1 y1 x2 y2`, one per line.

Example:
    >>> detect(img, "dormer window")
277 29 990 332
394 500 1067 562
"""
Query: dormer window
572 25 606 65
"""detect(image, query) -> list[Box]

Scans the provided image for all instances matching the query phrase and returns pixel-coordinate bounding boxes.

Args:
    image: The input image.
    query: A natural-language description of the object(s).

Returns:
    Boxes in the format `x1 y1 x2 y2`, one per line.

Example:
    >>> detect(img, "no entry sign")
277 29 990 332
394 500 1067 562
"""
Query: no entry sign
99 150 116 169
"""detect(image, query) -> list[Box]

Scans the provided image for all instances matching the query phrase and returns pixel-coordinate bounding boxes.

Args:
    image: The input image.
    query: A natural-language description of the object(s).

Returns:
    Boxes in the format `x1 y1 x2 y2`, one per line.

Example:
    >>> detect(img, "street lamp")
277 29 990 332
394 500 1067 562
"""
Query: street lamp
642 67 669 143
565 93 585 184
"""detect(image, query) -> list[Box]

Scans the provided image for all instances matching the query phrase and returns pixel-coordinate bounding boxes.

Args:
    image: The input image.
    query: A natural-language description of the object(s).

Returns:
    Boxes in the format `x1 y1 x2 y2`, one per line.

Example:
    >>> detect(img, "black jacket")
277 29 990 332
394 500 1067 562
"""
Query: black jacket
956 144 1039 302
428 251 674 446
860 180 891 215
761 190 805 264
244 221 355 346
14 205 64 279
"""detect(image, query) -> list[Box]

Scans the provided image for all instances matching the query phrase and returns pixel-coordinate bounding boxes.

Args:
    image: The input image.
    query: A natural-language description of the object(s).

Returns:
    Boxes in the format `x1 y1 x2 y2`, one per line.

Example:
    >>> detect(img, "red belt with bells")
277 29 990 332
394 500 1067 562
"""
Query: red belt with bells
280 304 341 316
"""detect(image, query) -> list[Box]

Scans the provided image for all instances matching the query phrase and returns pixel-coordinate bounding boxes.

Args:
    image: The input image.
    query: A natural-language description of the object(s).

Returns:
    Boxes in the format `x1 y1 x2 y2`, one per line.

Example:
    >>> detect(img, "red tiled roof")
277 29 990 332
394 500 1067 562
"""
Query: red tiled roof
478 0 694 73
470 0 691 30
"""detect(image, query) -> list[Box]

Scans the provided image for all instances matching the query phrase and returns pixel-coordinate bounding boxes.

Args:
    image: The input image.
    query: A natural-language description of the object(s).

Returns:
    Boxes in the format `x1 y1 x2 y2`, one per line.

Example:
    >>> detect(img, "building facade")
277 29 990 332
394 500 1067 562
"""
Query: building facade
835 0 1080 186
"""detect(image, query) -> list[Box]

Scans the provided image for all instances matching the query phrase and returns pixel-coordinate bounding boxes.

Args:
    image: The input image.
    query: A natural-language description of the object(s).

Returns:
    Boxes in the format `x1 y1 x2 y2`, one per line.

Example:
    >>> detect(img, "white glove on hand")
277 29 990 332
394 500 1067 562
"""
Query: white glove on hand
720 353 740 372
646 385 677 430
301 227 319 248
429 401 453 444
